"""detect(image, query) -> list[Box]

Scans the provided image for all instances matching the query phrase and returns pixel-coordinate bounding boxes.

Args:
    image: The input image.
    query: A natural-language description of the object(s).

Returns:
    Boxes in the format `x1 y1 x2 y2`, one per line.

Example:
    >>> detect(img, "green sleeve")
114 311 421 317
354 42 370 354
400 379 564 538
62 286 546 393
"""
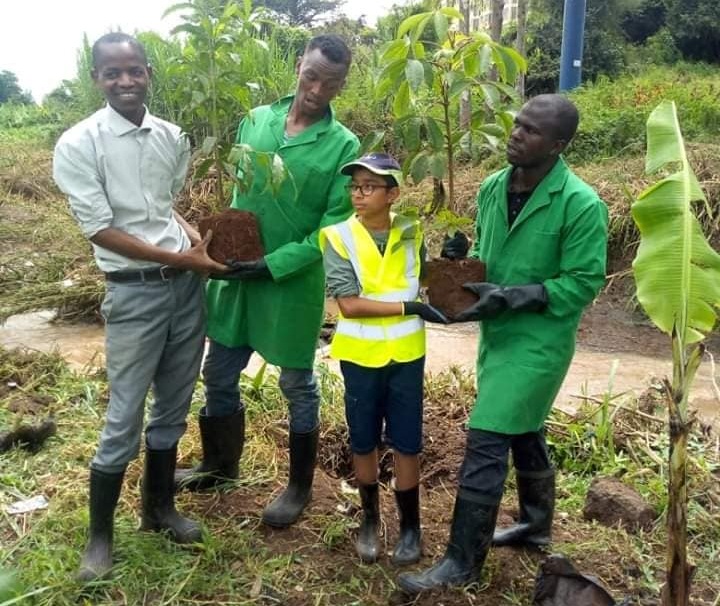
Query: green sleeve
543 198 609 317
265 137 360 281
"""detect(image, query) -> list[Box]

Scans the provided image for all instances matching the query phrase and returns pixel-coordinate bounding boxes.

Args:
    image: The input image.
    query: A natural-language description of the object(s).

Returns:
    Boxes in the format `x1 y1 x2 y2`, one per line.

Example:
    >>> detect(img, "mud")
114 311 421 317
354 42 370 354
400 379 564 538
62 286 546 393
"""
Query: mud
198 208 264 263
425 257 486 319
0 297 718 427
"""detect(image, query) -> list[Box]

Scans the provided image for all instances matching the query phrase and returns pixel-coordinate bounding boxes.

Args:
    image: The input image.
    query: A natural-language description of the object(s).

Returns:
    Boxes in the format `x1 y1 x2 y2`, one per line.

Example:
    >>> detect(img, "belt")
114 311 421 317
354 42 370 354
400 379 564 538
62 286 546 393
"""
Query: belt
104 266 186 283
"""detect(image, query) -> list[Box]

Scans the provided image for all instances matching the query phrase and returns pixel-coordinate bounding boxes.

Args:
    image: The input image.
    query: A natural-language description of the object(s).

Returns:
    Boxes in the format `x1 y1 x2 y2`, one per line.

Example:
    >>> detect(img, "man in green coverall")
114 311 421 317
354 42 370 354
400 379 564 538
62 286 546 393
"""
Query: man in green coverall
175 35 359 528
398 94 609 593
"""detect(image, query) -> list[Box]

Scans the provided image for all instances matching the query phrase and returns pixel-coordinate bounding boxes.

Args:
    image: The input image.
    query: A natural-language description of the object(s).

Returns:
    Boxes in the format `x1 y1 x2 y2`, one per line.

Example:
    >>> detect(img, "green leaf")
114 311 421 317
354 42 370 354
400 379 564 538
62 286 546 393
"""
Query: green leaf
428 152 448 179
359 131 386 155
462 51 480 77
401 116 422 152
632 100 720 344
480 83 501 109
439 6 463 20
433 12 449 42
448 77 472 99
398 11 432 39
393 81 411 118
409 15 433 45
193 156 214 180
409 152 429 185
381 39 410 62
476 123 506 138
478 44 493 75
162 2 195 18
170 23 206 38
376 59 407 99
405 59 425 93
425 117 445 151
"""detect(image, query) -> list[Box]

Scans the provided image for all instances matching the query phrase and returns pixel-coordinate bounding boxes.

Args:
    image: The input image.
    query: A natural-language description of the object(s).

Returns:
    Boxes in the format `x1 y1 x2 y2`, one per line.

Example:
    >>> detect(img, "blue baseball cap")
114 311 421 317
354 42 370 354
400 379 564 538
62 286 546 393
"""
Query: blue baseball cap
340 152 403 186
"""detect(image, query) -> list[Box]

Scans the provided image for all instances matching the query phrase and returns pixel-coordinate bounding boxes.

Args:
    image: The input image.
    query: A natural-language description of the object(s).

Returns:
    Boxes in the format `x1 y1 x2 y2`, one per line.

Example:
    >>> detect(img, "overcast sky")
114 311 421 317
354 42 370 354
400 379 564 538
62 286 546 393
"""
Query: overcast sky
1 0 400 102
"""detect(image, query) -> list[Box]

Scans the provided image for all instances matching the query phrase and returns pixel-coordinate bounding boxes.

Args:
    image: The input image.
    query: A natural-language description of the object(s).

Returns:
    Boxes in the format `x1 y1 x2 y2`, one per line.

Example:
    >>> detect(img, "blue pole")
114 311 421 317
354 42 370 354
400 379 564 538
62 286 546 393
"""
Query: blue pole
559 0 587 92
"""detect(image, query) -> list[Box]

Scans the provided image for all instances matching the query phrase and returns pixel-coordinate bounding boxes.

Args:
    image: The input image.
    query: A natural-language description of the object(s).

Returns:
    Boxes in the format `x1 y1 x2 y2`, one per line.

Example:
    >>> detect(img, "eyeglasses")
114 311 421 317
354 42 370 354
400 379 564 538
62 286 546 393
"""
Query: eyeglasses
345 183 391 196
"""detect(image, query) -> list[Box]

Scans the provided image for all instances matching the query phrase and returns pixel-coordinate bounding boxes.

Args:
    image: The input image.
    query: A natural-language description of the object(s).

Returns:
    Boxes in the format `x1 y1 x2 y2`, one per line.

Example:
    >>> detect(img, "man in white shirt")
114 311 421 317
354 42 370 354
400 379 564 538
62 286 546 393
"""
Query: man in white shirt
53 32 227 582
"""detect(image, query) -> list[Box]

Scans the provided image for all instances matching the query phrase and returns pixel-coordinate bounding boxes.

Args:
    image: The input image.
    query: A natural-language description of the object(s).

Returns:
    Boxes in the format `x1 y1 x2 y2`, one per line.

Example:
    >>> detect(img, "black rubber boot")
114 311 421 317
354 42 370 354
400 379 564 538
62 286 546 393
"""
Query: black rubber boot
140 444 202 543
262 427 319 528
392 484 421 566
492 469 554 547
76 468 125 582
356 483 380 563
397 495 498 594
174 407 245 492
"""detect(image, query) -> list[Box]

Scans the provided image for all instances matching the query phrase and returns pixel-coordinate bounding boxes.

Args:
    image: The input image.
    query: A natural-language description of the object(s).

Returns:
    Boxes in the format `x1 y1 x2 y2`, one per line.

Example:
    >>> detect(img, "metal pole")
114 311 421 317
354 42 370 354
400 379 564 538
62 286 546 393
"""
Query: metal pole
559 0 587 91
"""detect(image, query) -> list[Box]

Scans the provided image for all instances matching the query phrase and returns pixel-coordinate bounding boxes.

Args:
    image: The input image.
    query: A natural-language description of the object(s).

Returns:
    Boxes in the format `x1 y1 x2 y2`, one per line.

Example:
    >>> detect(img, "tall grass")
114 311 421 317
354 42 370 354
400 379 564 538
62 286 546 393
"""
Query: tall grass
568 63 720 163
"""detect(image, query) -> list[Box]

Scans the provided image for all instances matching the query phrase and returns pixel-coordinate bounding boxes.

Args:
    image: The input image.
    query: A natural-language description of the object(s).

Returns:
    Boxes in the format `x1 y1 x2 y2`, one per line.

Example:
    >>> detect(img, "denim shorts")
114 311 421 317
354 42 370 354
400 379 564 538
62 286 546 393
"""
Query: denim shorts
339 357 425 455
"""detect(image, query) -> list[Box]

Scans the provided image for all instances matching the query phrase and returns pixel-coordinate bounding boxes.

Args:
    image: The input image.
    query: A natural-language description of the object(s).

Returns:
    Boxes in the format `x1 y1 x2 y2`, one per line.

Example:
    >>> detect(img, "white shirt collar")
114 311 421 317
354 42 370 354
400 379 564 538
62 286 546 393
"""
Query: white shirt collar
105 104 152 136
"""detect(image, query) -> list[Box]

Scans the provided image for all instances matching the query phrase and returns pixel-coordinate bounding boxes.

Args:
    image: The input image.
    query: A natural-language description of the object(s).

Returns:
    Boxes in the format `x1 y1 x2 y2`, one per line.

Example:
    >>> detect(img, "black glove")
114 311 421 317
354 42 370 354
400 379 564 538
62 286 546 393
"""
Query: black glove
403 301 450 324
454 283 508 322
503 284 547 312
212 258 272 280
454 283 547 322
440 231 470 260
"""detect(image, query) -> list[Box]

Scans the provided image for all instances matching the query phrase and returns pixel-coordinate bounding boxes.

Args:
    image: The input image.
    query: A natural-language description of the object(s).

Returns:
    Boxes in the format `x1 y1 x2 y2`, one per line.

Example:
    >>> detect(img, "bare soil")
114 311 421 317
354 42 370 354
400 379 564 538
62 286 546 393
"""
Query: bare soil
425 258 487 319
198 208 264 263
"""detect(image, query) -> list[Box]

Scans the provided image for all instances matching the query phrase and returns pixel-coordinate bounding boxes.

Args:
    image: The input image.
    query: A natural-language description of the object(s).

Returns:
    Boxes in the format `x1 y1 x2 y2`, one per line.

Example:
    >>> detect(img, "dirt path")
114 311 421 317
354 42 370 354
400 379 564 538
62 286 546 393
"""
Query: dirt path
1 297 718 427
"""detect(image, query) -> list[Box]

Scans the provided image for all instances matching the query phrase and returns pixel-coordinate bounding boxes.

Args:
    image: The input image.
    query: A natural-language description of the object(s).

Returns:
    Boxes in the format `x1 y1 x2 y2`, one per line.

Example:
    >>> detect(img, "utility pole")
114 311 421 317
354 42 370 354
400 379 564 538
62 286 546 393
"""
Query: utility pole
559 0 587 91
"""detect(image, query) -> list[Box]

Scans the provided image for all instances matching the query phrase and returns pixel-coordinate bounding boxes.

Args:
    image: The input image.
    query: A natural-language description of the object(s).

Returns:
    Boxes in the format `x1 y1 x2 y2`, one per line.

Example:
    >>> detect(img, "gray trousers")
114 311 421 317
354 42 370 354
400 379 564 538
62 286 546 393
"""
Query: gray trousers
91 271 205 473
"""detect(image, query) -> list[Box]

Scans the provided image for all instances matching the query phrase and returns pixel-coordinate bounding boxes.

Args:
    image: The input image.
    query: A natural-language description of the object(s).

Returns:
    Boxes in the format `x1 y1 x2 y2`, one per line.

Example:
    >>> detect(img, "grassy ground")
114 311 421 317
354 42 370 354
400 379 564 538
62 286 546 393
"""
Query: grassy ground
0 346 719 605
1 132 719 605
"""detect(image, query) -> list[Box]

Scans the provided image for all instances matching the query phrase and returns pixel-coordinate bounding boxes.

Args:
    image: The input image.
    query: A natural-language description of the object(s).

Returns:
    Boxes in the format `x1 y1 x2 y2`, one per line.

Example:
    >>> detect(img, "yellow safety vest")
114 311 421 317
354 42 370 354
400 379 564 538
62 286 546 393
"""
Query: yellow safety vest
320 213 425 367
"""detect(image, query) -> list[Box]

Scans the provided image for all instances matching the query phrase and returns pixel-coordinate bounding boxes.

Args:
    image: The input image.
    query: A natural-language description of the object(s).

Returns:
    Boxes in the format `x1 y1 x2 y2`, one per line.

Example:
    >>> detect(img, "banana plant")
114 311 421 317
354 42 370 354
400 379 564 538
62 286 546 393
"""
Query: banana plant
631 100 720 606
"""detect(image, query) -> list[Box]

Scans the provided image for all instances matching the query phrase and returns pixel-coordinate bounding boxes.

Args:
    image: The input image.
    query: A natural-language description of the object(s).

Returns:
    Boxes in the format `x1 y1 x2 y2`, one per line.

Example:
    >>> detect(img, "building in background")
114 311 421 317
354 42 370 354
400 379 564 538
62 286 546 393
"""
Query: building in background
442 0 520 32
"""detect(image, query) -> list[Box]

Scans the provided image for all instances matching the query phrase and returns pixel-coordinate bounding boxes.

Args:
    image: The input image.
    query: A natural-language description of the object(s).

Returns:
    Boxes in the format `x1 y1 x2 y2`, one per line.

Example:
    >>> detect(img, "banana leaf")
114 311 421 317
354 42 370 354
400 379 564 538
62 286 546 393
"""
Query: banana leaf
631 100 720 346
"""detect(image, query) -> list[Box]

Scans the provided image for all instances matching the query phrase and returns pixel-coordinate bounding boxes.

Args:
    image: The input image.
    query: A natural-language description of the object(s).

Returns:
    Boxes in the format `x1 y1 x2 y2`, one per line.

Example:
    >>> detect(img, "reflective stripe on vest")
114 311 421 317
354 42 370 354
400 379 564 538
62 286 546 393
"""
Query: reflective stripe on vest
335 316 424 340
324 214 425 368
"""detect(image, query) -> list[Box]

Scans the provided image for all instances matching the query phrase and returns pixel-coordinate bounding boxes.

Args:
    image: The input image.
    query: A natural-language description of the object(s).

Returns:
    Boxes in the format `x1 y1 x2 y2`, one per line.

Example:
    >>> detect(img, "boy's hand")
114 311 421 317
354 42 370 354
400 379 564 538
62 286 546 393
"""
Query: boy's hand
403 301 450 324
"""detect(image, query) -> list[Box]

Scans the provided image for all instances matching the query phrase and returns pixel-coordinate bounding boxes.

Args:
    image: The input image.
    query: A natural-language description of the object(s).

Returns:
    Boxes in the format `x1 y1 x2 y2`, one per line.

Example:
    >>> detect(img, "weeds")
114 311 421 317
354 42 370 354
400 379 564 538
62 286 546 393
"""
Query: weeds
1 346 719 604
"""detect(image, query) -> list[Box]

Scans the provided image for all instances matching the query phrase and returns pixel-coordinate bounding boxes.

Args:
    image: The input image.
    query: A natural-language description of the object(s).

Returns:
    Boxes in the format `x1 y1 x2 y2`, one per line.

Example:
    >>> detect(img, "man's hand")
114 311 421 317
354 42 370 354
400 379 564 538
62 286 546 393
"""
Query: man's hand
440 231 470 260
177 230 229 275
403 301 450 324
217 258 272 281
454 283 508 322
454 282 548 322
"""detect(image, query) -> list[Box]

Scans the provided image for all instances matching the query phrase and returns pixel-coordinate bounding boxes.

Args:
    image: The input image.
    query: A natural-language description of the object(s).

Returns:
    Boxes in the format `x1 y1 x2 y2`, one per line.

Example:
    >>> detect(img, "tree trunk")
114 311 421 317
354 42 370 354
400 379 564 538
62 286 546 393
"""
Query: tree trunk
515 0 528 97
459 0 472 131
490 0 505 42
663 416 691 606
662 339 702 606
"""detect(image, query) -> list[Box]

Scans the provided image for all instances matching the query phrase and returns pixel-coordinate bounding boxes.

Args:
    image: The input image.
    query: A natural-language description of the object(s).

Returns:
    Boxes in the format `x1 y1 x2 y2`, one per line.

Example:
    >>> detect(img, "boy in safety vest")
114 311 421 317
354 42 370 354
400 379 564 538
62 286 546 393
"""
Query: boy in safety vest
319 153 448 565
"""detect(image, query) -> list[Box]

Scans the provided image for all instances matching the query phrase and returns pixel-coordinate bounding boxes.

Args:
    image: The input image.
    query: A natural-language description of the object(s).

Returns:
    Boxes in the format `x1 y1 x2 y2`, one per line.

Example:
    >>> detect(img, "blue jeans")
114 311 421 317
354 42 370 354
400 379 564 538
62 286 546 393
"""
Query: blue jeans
457 428 551 505
202 340 320 433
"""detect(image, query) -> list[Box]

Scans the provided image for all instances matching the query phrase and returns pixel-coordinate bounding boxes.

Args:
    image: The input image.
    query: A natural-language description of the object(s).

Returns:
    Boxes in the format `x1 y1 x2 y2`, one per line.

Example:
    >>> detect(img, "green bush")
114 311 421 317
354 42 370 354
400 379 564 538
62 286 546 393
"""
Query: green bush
568 63 720 163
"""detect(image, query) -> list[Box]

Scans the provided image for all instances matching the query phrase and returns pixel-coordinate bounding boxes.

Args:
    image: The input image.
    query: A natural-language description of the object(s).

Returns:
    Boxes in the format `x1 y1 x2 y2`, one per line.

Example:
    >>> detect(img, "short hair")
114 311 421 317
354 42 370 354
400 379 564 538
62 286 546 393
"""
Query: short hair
305 34 352 68
92 32 148 69
527 94 580 143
